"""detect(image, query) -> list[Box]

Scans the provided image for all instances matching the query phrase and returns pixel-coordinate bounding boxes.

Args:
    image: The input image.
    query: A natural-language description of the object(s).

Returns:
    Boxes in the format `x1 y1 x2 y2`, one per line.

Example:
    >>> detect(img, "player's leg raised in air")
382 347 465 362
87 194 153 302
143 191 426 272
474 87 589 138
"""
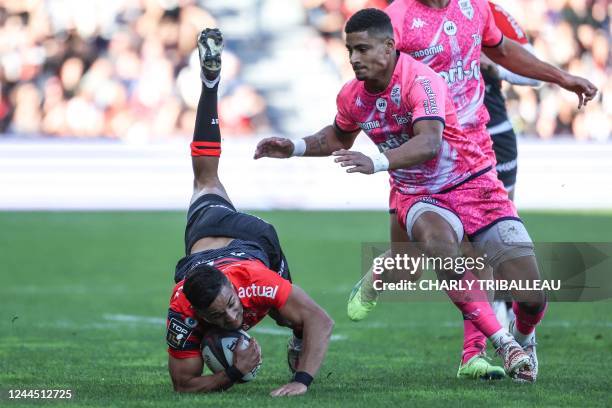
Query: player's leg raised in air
167 29 333 397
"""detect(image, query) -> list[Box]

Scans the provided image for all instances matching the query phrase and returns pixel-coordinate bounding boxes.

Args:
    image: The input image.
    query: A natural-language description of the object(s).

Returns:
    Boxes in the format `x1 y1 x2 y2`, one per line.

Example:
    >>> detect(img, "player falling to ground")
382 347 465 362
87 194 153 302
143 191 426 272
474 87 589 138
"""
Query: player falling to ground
166 28 334 397
481 1 542 329
342 0 597 380
255 9 547 382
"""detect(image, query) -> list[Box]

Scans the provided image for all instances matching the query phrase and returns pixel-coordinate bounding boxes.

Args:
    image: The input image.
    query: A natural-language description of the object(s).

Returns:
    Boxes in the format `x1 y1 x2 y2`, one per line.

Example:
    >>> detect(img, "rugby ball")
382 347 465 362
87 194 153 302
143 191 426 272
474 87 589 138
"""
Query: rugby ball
201 328 260 382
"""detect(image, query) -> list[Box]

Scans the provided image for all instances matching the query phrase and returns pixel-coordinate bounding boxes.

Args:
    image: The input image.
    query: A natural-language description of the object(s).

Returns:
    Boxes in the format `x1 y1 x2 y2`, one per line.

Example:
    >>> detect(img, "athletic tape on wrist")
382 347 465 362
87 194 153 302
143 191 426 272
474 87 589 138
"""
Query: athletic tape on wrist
293 371 313 387
225 365 243 383
292 139 306 157
369 152 389 172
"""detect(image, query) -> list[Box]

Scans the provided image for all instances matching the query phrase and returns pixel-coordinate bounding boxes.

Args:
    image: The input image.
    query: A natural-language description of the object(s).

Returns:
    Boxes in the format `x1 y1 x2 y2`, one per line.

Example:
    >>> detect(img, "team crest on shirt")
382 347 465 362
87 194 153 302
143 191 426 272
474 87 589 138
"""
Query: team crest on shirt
390 84 401 107
443 20 457 36
376 98 387 112
458 0 474 20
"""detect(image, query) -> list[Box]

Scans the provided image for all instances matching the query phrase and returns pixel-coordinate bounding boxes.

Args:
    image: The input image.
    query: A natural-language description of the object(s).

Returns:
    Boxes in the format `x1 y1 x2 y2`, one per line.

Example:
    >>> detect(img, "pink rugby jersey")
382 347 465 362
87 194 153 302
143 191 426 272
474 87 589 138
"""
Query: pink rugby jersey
386 0 503 130
335 53 489 195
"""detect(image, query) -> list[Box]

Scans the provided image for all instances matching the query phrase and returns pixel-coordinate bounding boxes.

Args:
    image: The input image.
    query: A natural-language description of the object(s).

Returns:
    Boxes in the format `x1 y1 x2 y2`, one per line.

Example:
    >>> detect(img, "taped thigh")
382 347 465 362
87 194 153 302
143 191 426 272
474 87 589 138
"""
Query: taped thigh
471 219 534 269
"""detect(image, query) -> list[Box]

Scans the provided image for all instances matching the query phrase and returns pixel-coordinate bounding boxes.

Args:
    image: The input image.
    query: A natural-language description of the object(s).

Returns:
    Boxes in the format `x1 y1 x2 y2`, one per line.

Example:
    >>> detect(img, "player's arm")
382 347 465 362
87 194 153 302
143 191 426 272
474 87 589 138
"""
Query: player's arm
253 125 359 159
483 37 597 108
168 340 261 393
168 356 232 393
495 45 541 87
481 52 541 87
254 83 361 160
269 285 334 397
333 120 442 174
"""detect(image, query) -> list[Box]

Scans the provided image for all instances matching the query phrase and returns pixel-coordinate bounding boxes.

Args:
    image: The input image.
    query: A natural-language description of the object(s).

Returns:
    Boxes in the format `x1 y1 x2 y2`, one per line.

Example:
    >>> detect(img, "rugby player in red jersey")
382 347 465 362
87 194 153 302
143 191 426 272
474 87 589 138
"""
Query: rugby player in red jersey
166 29 333 397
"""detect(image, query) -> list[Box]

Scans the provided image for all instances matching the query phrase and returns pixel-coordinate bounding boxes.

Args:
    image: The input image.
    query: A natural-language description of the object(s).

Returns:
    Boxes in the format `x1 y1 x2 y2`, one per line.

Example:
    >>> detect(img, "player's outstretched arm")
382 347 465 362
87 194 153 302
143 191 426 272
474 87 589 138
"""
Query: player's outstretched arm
269 285 334 397
332 120 442 175
169 340 261 393
483 37 598 108
254 125 360 159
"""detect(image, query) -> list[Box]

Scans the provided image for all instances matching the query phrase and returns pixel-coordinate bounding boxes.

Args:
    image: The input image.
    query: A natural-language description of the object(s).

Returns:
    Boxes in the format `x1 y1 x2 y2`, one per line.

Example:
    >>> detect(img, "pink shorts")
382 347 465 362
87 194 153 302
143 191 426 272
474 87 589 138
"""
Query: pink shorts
465 126 495 167
390 169 519 239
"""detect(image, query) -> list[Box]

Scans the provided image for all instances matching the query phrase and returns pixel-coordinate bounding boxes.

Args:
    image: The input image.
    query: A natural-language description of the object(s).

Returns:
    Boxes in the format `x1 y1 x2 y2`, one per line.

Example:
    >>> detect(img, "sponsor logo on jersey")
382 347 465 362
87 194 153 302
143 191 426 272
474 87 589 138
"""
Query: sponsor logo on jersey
392 113 412 126
376 98 387 112
459 0 474 20
472 34 481 46
410 44 444 58
418 196 439 205
237 284 279 299
390 84 401 106
378 134 410 151
355 96 364 108
443 20 457 36
438 59 480 84
417 78 439 115
411 18 426 29
358 120 381 131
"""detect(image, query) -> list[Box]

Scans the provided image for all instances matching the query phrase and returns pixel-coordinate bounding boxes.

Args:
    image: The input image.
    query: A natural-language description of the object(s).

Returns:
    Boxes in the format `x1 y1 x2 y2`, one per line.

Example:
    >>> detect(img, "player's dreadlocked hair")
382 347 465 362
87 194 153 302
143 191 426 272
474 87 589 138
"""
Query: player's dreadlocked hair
183 264 229 310
344 8 394 39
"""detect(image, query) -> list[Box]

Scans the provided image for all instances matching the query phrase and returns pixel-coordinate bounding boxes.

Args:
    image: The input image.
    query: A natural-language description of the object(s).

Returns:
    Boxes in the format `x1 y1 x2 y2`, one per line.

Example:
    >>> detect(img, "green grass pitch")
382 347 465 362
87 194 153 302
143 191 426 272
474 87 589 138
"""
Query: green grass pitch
1 211 611 407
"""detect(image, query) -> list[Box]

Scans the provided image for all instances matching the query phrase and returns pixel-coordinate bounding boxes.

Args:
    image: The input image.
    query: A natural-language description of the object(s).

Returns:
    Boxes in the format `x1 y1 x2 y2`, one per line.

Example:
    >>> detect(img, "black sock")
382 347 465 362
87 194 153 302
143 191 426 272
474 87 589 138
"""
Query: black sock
191 82 221 157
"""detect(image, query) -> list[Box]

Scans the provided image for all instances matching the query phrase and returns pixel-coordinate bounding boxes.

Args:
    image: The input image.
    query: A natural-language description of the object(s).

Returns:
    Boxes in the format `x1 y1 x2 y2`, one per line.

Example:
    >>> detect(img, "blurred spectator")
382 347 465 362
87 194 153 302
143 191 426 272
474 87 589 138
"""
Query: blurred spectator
0 0 271 140
0 0 609 141
304 0 610 141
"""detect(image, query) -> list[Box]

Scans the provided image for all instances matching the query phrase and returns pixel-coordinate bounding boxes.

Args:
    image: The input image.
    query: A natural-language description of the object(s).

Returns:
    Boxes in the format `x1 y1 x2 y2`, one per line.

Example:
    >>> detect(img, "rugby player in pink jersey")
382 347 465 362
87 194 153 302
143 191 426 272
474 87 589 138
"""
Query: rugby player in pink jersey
359 0 596 381
385 0 597 163
255 9 545 382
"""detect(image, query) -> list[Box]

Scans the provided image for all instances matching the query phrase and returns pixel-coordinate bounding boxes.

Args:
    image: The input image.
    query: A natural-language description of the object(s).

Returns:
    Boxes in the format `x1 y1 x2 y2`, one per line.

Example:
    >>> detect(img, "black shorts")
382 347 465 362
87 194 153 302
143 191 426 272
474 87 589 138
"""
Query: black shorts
184 194 290 278
491 128 518 189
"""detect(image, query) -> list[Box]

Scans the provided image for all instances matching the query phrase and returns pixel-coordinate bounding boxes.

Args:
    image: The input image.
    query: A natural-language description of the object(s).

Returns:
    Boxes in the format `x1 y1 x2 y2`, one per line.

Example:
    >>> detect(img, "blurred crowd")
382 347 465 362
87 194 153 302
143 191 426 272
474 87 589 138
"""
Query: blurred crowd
0 0 609 141
304 0 611 140
0 0 270 141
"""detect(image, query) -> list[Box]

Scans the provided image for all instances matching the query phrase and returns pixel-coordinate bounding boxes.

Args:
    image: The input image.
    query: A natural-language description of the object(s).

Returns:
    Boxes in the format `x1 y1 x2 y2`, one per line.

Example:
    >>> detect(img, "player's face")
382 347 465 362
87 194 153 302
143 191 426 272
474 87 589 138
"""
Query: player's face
345 31 393 81
201 284 244 330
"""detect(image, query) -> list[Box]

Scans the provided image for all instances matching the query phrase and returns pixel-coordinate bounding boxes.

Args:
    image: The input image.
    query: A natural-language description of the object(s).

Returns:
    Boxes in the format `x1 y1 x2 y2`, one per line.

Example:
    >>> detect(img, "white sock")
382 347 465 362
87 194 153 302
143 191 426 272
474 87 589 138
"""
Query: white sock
511 323 535 346
490 328 514 349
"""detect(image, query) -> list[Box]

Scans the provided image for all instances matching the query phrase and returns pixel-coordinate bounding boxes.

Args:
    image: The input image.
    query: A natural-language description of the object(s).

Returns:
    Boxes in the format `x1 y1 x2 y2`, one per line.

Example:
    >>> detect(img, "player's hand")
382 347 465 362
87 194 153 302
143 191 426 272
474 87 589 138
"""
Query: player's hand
333 149 374 174
559 73 598 109
270 381 308 397
254 137 294 159
232 336 261 375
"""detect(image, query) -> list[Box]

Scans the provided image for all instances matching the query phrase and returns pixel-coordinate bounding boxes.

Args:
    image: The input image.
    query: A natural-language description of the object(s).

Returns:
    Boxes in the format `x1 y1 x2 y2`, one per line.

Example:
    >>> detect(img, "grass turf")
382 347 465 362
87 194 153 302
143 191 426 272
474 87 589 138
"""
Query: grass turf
0 211 611 407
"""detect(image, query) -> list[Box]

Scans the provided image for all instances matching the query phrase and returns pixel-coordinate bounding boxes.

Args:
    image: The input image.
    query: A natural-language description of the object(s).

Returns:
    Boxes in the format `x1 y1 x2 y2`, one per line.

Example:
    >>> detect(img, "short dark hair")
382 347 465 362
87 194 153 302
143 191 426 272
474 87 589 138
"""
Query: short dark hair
344 8 394 39
183 264 229 310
